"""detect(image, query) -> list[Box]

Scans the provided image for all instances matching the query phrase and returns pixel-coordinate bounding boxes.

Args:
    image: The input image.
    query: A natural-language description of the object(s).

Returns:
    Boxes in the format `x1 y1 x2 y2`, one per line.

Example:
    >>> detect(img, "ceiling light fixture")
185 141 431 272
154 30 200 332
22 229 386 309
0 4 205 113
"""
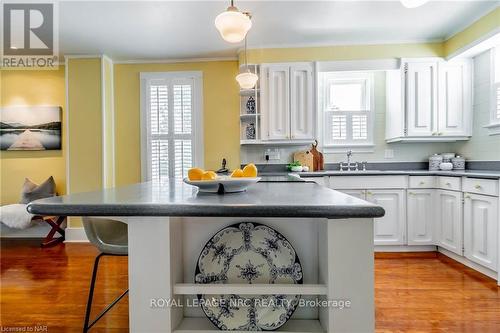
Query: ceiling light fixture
400 0 430 8
236 36 258 89
215 0 252 43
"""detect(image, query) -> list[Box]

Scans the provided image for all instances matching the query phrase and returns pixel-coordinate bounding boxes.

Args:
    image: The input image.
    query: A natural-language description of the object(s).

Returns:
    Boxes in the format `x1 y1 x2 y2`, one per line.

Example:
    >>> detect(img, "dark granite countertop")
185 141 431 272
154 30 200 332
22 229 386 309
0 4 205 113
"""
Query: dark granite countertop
27 180 385 219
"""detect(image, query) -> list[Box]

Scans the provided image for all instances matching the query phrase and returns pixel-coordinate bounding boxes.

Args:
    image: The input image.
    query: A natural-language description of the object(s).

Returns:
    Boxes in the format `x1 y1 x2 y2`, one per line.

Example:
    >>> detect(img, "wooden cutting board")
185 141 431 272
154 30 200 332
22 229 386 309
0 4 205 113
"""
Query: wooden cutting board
294 150 314 171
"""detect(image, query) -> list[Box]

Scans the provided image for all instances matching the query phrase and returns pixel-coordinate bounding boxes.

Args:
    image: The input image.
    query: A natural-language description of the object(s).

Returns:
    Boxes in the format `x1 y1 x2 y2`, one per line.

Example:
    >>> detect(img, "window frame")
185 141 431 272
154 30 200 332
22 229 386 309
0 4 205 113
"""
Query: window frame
319 71 375 152
140 71 204 181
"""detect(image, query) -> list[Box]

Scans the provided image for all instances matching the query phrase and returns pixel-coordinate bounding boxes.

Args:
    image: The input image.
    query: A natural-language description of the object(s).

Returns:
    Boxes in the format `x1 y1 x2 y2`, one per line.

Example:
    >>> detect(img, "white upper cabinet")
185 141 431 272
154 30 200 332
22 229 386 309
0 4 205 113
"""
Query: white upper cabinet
438 60 472 136
290 63 314 139
406 61 438 137
263 65 290 140
261 63 314 141
386 57 472 142
436 189 463 255
464 193 498 271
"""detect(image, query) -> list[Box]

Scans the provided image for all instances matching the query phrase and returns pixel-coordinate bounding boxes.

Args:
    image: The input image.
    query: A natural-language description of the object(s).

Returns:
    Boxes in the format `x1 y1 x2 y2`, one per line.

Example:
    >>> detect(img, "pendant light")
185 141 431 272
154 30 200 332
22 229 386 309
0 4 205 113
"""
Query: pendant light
236 36 258 89
400 0 429 8
215 0 252 43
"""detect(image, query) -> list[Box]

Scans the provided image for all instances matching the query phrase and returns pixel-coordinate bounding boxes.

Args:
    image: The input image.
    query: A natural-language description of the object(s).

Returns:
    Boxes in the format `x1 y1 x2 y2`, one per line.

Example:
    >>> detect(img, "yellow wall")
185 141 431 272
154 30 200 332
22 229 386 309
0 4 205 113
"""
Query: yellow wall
0 67 66 205
444 7 500 56
241 42 444 64
102 57 114 188
113 61 240 186
66 58 102 227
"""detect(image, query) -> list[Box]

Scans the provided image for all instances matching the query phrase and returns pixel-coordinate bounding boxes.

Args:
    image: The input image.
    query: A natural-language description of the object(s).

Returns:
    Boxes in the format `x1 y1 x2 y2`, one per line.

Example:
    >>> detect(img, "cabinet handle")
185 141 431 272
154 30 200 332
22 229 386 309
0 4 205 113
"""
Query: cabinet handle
438 132 443 136
474 184 482 189
408 192 414 195
465 194 471 199
446 182 451 186
432 132 437 136
366 191 373 196
419 181 425 185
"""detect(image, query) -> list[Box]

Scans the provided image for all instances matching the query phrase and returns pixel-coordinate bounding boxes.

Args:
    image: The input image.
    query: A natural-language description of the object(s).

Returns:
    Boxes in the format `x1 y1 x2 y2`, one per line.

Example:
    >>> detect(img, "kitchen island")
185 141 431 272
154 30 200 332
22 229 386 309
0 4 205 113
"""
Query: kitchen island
28 180 384 333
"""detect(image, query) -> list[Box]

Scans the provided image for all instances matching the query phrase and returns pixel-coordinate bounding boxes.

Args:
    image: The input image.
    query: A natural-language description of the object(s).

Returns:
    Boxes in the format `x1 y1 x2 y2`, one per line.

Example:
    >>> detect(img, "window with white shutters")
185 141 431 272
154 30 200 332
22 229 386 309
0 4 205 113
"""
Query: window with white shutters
141 72 202 181
321 72 374 147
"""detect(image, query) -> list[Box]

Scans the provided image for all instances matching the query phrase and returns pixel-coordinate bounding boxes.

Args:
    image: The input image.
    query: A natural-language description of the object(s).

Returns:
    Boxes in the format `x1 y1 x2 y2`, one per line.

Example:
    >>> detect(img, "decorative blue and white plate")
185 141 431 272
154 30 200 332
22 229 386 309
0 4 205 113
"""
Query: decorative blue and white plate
195 222 303 331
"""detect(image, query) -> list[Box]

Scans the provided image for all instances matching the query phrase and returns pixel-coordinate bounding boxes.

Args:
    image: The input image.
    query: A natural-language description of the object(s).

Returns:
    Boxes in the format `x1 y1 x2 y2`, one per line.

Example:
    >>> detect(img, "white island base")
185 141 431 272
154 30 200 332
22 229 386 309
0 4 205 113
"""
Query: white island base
114 216 375 333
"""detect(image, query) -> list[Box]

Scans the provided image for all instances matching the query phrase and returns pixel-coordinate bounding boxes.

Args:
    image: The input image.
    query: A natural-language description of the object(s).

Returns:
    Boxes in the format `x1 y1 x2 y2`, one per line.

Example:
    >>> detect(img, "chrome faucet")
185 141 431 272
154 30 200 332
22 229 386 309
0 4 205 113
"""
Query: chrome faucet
339 150 358 171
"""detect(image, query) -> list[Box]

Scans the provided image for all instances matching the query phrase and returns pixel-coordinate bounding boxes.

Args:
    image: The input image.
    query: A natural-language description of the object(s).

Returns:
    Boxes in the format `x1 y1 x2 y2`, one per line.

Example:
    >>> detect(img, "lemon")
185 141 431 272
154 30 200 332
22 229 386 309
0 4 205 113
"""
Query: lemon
242 163 258 178
201 171 217 181
231 169 244 178
188 168 204 181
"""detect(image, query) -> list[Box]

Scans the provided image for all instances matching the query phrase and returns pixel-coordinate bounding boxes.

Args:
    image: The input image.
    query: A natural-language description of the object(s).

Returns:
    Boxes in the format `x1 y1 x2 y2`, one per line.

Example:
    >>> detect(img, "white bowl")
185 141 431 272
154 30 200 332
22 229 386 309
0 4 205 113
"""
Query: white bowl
291 165 303 172
183 176 261 193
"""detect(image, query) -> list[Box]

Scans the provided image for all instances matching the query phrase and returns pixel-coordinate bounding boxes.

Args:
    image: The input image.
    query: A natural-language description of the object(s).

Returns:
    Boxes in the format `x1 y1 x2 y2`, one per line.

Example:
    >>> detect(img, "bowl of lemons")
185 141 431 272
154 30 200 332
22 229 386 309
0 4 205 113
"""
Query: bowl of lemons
183 164 261 193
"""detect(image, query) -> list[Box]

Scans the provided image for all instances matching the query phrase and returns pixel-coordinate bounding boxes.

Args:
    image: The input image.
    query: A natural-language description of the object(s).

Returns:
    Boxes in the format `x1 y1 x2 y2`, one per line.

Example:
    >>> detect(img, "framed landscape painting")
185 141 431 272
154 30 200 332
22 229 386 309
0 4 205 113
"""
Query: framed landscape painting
0 106 62 151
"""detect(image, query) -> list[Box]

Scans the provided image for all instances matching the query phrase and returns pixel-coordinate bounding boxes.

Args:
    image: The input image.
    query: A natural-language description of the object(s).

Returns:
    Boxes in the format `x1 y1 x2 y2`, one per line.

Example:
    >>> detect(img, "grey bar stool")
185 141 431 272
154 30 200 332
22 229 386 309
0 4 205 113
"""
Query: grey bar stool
82 217 128 333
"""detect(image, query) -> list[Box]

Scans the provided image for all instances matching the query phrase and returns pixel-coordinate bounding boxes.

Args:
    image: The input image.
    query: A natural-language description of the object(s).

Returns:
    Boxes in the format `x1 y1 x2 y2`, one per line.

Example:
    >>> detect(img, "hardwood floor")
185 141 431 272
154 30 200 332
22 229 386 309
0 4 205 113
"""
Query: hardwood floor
1 241 499 332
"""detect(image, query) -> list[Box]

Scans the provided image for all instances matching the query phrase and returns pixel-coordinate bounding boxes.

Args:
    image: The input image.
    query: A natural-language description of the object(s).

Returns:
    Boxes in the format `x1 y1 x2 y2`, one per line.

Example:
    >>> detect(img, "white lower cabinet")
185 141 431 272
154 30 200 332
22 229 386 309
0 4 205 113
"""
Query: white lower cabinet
436 189 463 255
366 190 406 245
464 193 498 271
407 189 434 245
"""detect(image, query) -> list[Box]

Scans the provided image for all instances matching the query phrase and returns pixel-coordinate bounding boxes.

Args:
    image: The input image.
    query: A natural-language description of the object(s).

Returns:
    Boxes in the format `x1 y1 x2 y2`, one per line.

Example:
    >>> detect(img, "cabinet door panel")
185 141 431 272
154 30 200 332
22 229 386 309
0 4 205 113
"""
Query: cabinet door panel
263 65 290 140
407 190 434 245
406 62 437 136
290 64 314 139
436 190 463 255
438 60 471 136
464 194 498 271
367 190 406 245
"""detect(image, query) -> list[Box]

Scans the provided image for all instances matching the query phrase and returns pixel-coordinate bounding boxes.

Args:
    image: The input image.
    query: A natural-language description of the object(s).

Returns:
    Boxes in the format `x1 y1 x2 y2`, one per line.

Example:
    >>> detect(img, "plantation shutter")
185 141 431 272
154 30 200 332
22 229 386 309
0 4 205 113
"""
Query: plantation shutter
146 76 196 181
322 73 373 146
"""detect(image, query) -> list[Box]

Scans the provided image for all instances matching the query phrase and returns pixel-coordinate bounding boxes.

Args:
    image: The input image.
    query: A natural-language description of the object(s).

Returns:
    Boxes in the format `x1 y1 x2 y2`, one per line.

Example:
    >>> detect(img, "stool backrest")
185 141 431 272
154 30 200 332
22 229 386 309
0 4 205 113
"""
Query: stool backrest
82 217 128 255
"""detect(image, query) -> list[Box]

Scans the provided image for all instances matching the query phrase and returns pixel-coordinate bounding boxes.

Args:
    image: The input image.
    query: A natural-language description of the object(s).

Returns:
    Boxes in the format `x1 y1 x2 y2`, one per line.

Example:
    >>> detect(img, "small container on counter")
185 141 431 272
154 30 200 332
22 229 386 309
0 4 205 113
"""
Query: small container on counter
451 156 465 170
439 162 453 171
441 153 455 163
429 154 443 171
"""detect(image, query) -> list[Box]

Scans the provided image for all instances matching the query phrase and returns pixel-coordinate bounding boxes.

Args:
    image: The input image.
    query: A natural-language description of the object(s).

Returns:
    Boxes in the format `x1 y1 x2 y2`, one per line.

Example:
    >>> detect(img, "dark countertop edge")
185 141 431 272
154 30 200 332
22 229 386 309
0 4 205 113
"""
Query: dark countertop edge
278 170 500 179
26 203 385 219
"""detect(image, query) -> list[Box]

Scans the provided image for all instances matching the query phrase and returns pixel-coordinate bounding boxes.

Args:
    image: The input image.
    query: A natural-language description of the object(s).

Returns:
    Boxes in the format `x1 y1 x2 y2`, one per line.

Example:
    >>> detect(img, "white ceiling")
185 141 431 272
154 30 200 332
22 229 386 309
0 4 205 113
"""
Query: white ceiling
58 1 500 61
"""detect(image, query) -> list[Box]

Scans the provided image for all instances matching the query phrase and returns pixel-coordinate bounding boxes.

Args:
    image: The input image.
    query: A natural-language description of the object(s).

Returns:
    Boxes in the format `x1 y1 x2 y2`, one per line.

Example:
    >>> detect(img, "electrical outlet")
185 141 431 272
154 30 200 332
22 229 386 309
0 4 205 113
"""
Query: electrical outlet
264 148 280 160
384 149 394 159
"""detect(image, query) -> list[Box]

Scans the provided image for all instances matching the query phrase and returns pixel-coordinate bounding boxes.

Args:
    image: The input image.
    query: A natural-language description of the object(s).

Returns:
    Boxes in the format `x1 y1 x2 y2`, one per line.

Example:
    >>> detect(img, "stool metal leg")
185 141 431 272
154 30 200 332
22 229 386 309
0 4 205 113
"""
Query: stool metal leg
83 253 128 333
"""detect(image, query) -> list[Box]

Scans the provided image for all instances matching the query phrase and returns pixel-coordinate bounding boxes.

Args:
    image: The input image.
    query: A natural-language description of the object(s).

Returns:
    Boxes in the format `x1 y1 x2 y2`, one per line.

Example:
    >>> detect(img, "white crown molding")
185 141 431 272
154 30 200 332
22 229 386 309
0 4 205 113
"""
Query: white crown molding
113 56 238 64
237 38 445 54
446 27 500 60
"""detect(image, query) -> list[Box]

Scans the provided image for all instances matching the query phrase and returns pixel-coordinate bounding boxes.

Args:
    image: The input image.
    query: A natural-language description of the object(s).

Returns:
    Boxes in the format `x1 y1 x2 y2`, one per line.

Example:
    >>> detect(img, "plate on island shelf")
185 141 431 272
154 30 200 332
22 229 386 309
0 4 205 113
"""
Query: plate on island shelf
195 222 303 331
183 176 261 193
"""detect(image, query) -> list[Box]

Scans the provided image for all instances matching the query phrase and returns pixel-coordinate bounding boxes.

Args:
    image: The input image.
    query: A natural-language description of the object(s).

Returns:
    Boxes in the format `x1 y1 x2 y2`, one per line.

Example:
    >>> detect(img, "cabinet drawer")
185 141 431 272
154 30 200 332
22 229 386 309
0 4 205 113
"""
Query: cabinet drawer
463 178 499 196
330 175 407 190
409 176 436 188
437 176 461 191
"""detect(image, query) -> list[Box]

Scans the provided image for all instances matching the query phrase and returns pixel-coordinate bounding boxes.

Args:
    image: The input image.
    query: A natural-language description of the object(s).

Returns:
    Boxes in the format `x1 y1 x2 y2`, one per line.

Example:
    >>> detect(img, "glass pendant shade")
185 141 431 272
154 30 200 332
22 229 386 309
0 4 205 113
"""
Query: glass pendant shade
215 8 252 43
236 71 258 89
400 0 429 8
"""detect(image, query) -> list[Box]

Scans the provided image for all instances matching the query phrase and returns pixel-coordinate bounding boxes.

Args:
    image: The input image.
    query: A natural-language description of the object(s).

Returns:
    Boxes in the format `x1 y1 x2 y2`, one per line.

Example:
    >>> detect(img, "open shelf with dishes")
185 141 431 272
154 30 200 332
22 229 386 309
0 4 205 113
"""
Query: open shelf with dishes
239 64 261 144
158 217 348 333
174 318 325 333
